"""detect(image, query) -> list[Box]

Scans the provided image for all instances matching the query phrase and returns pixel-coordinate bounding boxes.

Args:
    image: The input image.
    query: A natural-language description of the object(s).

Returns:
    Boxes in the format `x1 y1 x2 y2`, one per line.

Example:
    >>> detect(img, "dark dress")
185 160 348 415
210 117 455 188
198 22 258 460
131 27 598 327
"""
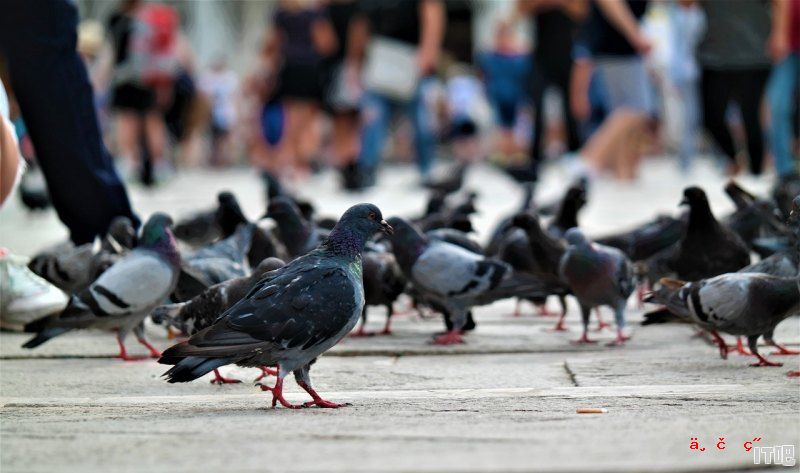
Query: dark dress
107 11 155 112
274 8 326 102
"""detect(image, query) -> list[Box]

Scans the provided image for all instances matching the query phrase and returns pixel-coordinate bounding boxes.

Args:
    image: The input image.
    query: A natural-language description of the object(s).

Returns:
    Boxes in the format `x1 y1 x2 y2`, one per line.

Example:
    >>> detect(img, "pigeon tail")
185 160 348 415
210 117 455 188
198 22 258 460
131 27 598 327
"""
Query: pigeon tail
22 327 72 349
161 356 237 383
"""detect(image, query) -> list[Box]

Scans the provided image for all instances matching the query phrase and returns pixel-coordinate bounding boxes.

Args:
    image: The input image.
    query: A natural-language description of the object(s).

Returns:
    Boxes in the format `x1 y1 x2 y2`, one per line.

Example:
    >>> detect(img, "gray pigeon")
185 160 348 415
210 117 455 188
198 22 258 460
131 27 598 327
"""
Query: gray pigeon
159 204 393 409
23 214 180 360
352 251 406 336
152 257 286 384
645 273 799 366
387 217 563 345
560 228 635 346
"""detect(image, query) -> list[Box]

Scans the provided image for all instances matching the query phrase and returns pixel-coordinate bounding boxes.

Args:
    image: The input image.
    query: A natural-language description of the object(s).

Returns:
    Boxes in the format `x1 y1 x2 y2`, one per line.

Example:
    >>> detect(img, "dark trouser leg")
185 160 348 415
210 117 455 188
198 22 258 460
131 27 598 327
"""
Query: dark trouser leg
700 68 737 164
732 68 770 175
554 62 582 153
529 67 549 171
0 0 138 244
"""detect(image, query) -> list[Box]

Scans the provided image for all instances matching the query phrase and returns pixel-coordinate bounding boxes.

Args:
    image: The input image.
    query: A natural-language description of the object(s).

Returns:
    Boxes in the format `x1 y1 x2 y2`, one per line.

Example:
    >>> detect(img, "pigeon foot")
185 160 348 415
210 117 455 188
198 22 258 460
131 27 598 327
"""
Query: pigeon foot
253 366 278 382
767 342 800 356
298 381 350 408
256 379 301 409
749 354 783 367
728 338 752 356
210 369 241 385
571 333 597 345
432 330 464 345
708 331 729 360
787 371 800 377
606 331 630 347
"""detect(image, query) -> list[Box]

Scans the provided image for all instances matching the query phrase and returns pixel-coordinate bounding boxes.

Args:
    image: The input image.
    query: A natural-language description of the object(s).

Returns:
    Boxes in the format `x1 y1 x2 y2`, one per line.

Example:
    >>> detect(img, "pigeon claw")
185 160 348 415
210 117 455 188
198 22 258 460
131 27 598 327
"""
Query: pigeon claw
210 369 241 385
768 343 800 356
253 366 279 383
302 399 351 408
571 334 597 345
256 382 301 409
749 355 783 368
431 330 464 345
787 371 800 378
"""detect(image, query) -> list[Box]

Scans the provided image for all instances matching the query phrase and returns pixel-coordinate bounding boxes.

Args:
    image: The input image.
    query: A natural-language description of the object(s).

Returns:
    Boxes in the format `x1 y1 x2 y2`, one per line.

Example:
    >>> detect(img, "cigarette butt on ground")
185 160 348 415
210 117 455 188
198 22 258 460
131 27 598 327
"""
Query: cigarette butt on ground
576 408 607 414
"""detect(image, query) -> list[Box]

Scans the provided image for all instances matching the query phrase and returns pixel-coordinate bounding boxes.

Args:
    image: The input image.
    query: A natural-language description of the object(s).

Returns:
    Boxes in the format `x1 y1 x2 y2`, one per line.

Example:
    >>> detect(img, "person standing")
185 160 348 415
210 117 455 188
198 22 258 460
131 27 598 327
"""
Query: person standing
518 0 588 182
0 0 138 244
766 0 800 178
349 0 446 188
697 0 772 176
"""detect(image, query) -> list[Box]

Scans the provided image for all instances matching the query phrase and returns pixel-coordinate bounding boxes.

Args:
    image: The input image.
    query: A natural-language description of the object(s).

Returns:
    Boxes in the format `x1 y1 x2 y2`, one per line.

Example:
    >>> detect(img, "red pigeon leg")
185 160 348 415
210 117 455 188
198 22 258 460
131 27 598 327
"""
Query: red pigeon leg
432 330 464 345
767 341 800 356
378 313 393 336
210 369 241 384
728 337 752 356
606 328 630 347
349 324 373 337
594 308 612 332
297 381 350 408
116 333 148 361
749 353 783 367
571 329 597 345
253 366 278 382
536 302 555 317
511 299 523 317
708 330 729 360
256 374 301 409
135 337 162 358
787 371 800 377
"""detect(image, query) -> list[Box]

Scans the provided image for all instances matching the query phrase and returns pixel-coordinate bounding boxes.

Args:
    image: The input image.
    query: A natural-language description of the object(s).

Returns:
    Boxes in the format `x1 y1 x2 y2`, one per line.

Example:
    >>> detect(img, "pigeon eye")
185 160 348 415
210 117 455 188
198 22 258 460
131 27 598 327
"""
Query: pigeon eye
368 212 376 221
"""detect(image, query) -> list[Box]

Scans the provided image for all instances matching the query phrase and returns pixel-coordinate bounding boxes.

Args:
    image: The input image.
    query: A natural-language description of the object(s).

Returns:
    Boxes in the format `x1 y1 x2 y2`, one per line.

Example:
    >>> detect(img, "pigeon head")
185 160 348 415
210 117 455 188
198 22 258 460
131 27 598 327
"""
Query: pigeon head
139 213 177 254
511 212 540 230
556 186 586 229
216 191 248 237
680 186 708 207
107 216 137 250
252 257 286 277
385 216 428 265
266 196 303 222
325 204 392 256
564 227 588 246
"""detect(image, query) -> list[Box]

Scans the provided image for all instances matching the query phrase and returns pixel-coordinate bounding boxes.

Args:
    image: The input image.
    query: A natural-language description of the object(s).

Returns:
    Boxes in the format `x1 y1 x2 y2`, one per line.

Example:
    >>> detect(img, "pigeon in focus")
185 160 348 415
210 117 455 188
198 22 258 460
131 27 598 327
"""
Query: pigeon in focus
560 228 635 345
387 217 564 344
23 213 180 360
644 273 800 366
159 204 393 409
352 251 406 336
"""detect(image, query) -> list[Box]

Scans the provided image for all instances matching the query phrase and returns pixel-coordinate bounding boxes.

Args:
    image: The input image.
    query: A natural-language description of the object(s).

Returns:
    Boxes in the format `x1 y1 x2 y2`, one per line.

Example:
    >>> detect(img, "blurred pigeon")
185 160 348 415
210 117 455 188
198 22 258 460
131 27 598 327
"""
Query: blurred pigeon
547 184 587 238
773 173 800 220
23 214 180 360
173 191 247 247
152 257 286 383
486 182 536 256
594 215 685 262
644 274 799 366
352 251 406 336
266 196 325 259
101 216 138 254
426 228 483 254
422 162 467 196
416 191 478 233
387 217 564 344
509 213 571 326
560 228 635 345
159 204 393 409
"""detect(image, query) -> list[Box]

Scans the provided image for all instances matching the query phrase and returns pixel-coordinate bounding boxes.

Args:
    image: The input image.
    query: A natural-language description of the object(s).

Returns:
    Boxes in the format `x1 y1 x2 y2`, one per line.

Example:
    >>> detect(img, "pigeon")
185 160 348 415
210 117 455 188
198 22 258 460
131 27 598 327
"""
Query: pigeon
387 216 564 344
159 203 393 409
594 215 685 262
23 213 180 360
485 182 536 256
173 191 247 247
422 162 467 196
101 216 138 254
644 273 799 366
352 251 406 336
645 187 751 283
773 172 800 220
559 228 635 345
509 213 571 326
415 191 478 233
426 228 484 255
152 257 286 384
547 184 587 238
266 196 325 259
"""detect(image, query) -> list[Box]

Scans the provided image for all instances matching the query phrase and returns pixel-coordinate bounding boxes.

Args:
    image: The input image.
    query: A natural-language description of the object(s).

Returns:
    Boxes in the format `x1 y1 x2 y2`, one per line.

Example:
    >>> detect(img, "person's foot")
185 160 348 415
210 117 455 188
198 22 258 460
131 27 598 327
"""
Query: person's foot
0 250 68 331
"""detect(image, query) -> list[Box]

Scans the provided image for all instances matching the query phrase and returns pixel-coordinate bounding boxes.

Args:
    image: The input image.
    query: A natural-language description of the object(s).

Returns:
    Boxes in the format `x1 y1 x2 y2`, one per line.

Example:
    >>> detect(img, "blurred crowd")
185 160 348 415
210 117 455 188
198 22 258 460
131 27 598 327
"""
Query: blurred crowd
2 0 799 196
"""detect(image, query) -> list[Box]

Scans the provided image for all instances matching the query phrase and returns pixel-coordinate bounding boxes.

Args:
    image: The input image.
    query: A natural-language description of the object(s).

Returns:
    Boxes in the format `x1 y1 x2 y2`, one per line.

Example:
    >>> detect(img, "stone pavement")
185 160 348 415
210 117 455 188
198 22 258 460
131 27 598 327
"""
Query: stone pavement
1 159 798 472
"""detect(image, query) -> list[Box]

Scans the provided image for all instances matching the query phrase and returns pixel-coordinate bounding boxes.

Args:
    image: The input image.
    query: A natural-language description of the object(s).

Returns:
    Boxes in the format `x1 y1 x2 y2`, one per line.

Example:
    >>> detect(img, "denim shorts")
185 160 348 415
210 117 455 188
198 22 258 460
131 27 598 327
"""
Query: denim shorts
594 56 655 114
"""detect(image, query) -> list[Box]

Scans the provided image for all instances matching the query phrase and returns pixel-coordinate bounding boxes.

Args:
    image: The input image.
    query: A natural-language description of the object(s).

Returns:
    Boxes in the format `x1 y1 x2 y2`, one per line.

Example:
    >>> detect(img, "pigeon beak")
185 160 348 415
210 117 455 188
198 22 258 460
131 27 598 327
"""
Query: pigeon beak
679 197 689 206
380 220 394 235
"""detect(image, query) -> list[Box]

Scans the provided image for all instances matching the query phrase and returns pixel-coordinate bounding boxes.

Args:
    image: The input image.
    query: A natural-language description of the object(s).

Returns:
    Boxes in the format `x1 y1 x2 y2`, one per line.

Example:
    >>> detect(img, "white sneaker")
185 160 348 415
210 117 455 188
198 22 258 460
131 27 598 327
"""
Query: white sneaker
0 250 68 331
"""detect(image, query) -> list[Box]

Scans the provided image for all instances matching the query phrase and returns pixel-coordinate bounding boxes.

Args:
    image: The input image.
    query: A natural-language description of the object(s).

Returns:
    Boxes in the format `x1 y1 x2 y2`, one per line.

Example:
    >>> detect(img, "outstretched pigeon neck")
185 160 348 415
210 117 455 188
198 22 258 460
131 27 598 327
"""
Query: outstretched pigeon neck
687 199 718 233
324 227 367 258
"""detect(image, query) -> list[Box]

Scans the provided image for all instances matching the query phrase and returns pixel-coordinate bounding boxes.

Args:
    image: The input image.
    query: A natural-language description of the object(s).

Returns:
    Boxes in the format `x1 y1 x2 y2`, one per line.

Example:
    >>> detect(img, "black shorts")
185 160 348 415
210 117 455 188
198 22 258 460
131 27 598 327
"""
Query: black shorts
278 63 322 102
111 82 156 112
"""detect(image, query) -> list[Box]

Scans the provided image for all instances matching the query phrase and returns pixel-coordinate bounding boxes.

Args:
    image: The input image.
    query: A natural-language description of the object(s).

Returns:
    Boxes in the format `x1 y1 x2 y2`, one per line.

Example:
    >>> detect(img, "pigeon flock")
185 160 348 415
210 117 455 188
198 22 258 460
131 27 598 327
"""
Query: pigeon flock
19 171 800 409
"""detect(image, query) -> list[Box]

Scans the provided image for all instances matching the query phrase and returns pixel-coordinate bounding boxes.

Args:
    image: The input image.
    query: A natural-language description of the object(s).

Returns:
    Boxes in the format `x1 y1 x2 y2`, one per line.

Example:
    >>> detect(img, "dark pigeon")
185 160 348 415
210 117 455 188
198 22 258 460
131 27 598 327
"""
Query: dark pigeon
594 214 685 262
547 184 587 238
173 191 247 247
559 228 635 346
23 214 181 360
352 251 406 336
159 204 393 409
422 162 468 196
266 196 325 259
485 182 536 256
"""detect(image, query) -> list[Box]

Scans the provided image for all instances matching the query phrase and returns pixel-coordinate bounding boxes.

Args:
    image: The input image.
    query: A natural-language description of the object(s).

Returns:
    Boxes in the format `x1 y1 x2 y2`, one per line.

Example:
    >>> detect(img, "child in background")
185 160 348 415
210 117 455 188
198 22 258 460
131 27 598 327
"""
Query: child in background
199 55 238 166
478 20 531 165
444 64 485 163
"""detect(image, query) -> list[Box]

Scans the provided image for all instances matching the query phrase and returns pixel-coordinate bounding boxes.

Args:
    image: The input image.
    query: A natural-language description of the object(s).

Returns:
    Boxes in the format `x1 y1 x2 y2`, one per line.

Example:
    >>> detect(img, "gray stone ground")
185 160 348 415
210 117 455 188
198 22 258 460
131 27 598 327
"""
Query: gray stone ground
1 159 798 472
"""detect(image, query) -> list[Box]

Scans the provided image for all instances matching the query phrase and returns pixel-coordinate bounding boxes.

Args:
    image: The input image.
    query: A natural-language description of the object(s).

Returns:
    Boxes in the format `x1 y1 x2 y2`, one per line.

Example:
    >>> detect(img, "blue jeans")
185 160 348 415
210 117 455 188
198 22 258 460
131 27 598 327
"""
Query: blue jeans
767 53 800 177
358 77 438 176
0 0 138 244
675 79 701 171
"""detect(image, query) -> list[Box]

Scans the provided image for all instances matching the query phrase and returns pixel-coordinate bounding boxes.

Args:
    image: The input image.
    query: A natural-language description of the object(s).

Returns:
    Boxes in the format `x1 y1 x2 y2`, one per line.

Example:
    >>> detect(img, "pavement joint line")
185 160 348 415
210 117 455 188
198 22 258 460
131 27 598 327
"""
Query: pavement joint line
0 384 755 408
563 360 579 387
